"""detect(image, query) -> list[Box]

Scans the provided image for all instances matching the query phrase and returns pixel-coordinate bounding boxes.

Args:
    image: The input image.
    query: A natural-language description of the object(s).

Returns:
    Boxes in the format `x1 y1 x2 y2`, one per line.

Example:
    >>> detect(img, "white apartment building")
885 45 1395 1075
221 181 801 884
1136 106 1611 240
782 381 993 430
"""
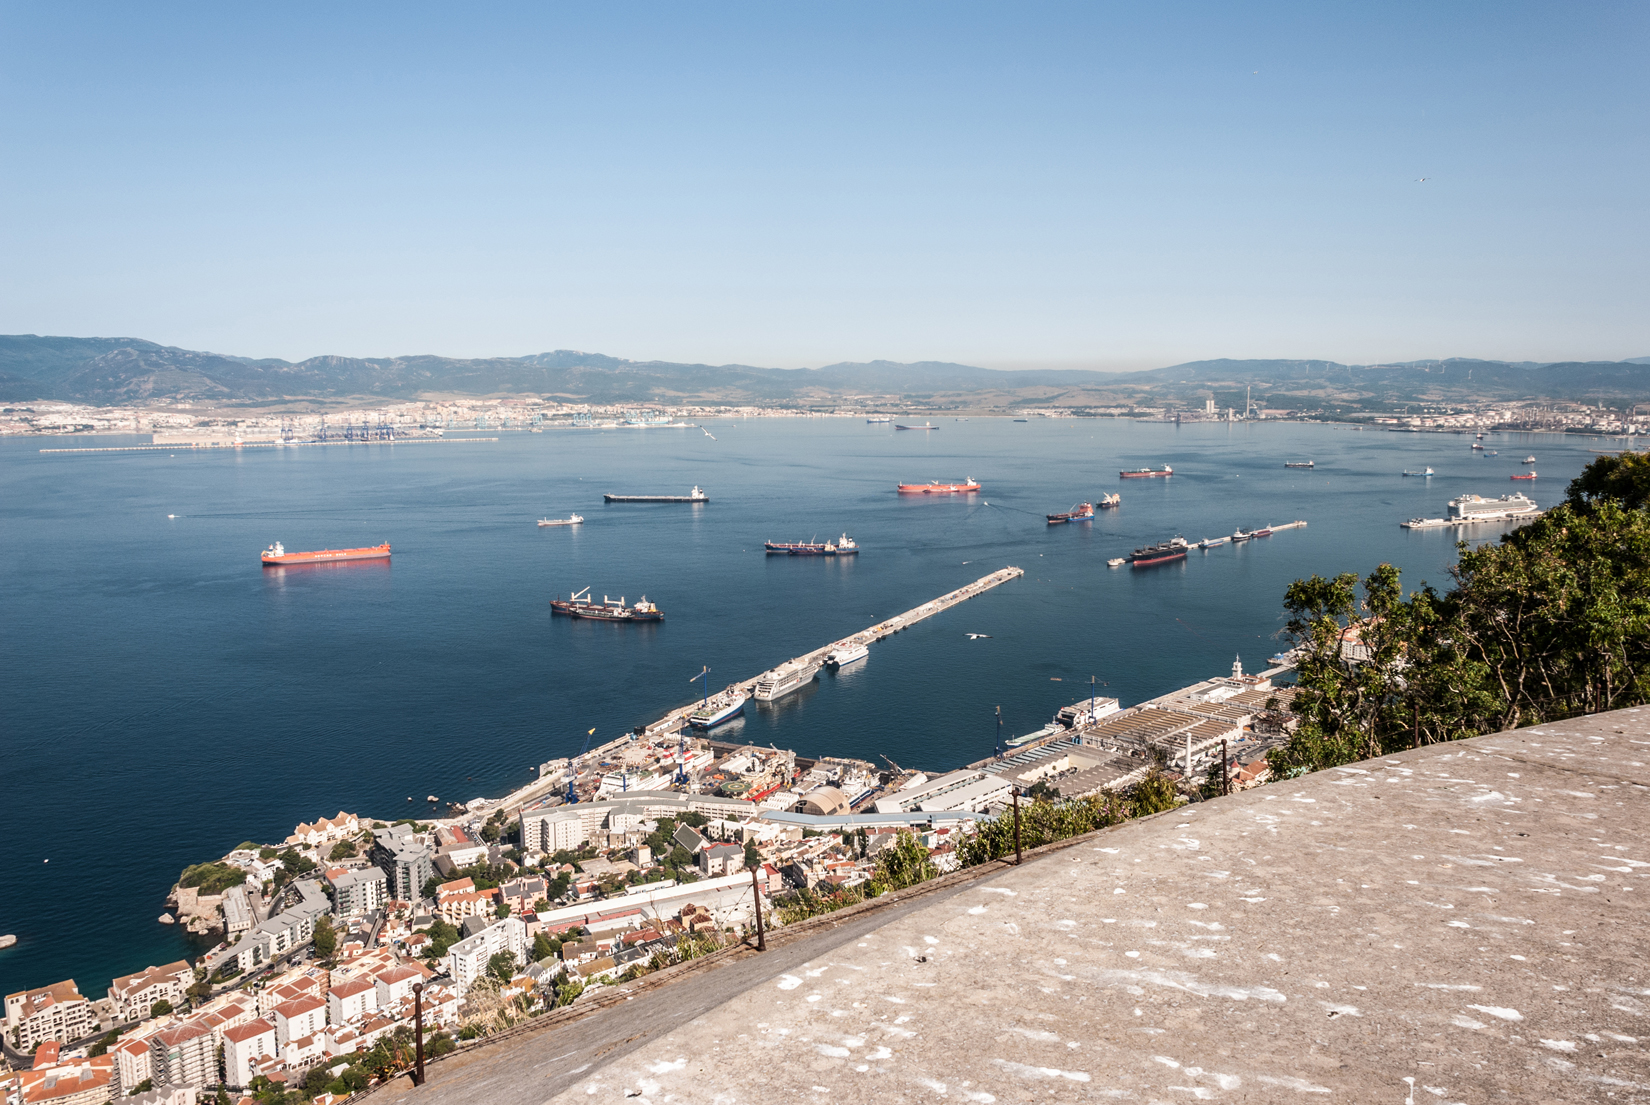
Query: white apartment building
4 980 98 1051
327 977 377 1025
272 993 326 1048
445 916 526 995
222 1019 279 1089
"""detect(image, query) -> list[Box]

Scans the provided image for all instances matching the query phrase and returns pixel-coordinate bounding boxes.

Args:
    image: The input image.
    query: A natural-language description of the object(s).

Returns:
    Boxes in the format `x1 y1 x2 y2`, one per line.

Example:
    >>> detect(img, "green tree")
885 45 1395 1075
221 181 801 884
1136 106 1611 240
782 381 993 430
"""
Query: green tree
742 839 760 870
423 919 461 960
328 839 357 861
312 915 338 959
1127 769 1179 817
486 951 517 982
177 862 247 895
871 831 937 892
149 999 173 1017
532 932 557 961
495 899 511 919
1567 450 1650 511
129 1079 154 1095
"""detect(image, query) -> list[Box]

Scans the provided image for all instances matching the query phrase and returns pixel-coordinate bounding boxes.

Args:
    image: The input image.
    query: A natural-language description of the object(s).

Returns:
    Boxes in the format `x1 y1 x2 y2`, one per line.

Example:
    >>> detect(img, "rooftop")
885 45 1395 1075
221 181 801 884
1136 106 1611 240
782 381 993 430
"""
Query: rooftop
377 706 1650 1105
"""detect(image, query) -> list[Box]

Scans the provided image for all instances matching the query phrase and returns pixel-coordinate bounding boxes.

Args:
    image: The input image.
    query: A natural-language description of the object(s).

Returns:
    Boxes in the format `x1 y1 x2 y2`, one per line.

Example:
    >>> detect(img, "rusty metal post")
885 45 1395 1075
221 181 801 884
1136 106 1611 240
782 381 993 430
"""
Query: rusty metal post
1221 739 1229 796
1013 787 1022 865
412 982 425 1086
750 863 766 951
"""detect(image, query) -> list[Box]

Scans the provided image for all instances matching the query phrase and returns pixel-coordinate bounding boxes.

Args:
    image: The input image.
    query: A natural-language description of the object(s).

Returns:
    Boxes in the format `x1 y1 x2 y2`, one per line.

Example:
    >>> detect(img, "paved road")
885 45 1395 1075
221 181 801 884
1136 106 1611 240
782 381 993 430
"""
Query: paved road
373 873 991 1105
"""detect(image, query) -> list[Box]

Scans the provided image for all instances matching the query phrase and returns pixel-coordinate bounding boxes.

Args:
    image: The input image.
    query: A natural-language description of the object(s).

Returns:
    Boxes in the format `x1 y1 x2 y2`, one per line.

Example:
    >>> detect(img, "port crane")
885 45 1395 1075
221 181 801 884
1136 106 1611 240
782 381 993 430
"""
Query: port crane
681 665 713 786
564 727 596 804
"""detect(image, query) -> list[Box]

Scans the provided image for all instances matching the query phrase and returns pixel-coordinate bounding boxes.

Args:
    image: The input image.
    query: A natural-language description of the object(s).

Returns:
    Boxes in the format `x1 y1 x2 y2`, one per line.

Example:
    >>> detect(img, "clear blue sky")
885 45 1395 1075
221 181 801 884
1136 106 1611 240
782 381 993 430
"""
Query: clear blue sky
1 2 1645 369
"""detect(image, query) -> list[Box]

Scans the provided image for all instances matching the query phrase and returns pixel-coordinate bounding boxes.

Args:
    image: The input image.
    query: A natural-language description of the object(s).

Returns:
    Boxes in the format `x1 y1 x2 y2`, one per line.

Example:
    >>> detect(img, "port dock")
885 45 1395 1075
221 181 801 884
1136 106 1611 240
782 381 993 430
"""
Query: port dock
486 567 1025 815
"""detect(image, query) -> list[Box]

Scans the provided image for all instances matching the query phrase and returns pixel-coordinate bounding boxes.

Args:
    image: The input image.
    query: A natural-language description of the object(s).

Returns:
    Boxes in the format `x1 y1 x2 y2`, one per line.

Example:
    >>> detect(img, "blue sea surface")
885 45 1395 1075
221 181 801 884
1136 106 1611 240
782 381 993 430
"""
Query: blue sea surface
0 418 1596 996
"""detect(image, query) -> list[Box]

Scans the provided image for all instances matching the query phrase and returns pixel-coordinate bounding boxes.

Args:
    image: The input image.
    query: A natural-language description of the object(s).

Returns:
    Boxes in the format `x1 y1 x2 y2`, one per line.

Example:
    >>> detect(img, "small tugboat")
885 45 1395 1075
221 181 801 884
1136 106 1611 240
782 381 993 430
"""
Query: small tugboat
1472 443 1484 451
1231 528 1253 542
550 588 664 621
765 534 859 555
1047 503 1096 524
538 514 584 527
1106 557 1126 567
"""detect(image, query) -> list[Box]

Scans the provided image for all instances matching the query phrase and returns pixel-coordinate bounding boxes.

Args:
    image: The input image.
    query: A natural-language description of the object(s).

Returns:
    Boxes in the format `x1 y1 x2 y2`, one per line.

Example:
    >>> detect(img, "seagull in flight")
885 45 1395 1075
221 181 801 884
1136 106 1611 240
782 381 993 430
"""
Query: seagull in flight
966 633 992 640
1415 177 1429 182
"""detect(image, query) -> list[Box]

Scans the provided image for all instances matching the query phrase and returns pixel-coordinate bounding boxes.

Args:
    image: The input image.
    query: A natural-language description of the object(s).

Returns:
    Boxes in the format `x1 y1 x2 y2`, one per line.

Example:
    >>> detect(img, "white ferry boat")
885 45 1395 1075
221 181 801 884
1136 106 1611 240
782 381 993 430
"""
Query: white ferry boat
753 659 821 701
1449 492 1539 522
689 693 747 729
825 643 869 669
538 514 584 527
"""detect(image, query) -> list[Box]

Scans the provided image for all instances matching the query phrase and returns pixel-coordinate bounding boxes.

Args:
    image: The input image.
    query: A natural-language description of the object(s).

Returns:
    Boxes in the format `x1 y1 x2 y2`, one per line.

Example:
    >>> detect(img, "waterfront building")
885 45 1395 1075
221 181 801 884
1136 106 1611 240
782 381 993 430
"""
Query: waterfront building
4 980 98 1052
107 961 193 1023
222 885 254 936
287 811 361 846
518 794 757 856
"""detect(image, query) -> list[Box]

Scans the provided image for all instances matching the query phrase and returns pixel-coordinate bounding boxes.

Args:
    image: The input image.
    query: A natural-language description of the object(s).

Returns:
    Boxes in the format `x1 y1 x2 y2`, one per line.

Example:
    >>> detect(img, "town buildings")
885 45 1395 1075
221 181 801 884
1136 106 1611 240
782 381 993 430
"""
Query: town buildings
370 825 434 902
4 981 97 1052
107 962 192 1023
445 917 527 995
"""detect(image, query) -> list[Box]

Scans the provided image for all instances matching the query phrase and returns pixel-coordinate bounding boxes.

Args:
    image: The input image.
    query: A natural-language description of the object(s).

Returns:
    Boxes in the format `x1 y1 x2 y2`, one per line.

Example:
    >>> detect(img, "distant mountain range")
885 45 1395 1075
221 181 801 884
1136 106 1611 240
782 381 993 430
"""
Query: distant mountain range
3 334 1648 408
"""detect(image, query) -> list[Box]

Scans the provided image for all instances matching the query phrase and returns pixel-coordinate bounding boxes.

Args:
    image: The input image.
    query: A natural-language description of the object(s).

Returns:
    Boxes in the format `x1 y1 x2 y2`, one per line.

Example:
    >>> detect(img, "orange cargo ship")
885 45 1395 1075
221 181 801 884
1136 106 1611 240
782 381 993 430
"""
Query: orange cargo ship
896 479 981 494
261 541 391 565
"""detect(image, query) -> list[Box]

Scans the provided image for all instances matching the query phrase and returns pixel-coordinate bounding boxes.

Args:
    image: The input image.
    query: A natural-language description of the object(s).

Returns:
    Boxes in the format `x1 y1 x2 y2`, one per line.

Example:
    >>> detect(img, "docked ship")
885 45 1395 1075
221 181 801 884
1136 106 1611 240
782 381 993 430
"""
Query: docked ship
1252 525 1274 538
866 416 893 423
538 514 584 527
1199 536 1229 549
1097 493 1121 508
1119 465 1173 479
262 541 390 565
549 588 664 621
689 692 747 730
1449 492 1540 522
603 486 709 503
825 642 869 668
1231 527 1253 542
1127 536 1190 566
765 534 859 555
1284 460 1314 468
1511 471 1537 481
897 479 981 494
1046 502 1095 524
753 659 821 700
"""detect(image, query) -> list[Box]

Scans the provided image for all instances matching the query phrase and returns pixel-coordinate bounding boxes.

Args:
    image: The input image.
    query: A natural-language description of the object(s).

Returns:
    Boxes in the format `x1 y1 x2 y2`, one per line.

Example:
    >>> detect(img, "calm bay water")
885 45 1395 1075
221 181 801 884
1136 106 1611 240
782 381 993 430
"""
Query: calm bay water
0 418 1597 997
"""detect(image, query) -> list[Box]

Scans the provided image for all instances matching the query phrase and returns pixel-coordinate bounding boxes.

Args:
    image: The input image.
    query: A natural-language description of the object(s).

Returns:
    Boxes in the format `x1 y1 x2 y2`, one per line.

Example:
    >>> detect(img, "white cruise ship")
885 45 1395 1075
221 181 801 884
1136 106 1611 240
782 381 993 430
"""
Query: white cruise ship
753 659 821 701
1448 492 1540 522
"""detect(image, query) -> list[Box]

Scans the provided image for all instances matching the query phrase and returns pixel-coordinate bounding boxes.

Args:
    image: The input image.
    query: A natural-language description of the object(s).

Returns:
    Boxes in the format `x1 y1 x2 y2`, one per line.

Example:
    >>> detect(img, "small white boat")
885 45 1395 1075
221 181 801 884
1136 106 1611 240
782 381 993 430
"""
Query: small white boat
1107 557 1126 568
538 514 584 527
1523 455 1537 464
825 643 869 669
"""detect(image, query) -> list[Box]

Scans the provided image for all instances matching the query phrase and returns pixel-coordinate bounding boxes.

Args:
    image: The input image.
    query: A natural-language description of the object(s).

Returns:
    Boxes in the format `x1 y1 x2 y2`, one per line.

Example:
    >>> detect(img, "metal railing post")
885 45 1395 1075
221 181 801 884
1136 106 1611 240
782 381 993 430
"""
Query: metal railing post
412 982 425 1086
750 864 766 951
1013 787 1022 865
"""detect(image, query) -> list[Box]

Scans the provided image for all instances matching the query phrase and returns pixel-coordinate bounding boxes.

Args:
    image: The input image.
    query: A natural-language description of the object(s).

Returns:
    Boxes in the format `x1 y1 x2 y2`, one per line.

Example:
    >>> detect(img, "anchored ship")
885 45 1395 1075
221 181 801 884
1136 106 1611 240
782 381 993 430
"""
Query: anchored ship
765 534 859 555
1046 502 1095 524
1511 471 1537 481
1127 536 1190 566
1523 455 1537 464
549 588 664 621
1402 467 1434 477
603 486 709 503
895 421 938 430
897 479 981 494
1119 465 1173 479
1097 493 1121 508
262 542 390 565
1403 492 1540 529
1284 460 1315 468
538 514 584 527
753 659 821 700
866 417 893 423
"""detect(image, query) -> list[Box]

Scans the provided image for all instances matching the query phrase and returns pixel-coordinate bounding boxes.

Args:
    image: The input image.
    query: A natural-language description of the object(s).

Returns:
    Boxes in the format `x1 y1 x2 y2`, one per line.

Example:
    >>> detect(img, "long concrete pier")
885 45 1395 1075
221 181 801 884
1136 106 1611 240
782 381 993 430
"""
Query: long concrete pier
486 567 1025 815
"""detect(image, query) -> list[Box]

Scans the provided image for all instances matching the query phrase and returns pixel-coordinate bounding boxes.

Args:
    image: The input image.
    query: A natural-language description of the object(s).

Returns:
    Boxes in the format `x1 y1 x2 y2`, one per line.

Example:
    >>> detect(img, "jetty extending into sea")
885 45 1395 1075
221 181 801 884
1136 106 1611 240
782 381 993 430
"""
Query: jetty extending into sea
492 567 1024 813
